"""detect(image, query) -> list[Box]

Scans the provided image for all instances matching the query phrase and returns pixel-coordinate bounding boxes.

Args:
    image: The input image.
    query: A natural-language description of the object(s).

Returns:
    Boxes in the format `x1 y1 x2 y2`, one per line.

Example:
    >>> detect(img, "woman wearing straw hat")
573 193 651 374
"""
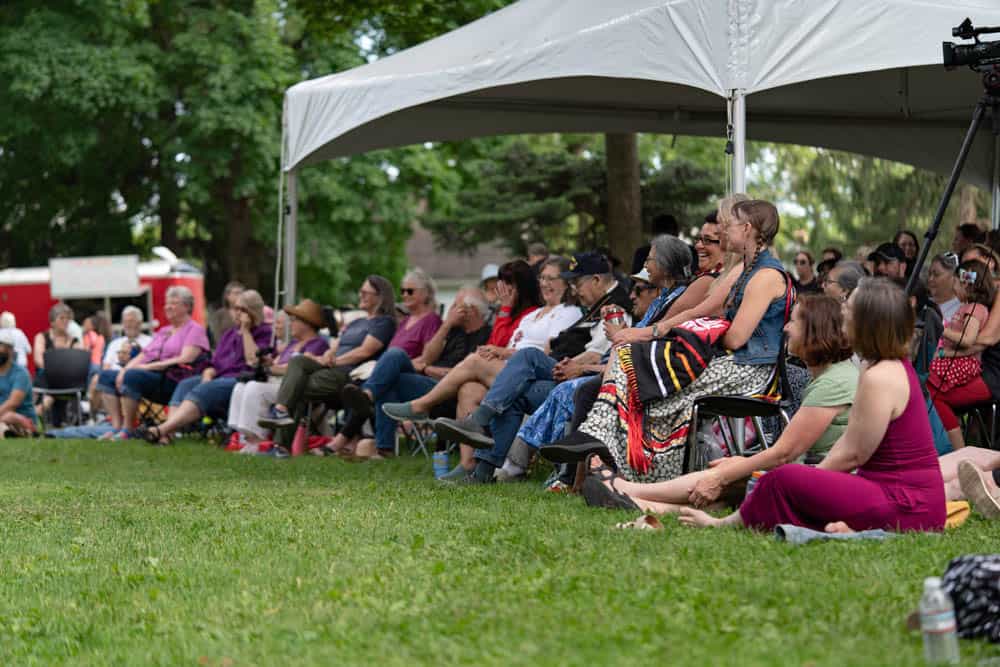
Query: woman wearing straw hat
225 298 329 449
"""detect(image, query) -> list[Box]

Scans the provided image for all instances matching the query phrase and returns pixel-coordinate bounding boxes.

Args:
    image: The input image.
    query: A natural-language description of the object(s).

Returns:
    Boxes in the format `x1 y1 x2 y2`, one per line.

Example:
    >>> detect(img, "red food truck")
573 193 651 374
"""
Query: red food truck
0 248 206 372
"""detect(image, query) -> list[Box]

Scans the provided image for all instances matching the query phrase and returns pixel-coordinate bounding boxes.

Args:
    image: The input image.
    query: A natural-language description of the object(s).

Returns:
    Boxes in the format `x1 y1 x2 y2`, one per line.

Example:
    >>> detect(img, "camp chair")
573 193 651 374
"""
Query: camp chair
682 333 792 474
960 401 999 450
34 349 91 431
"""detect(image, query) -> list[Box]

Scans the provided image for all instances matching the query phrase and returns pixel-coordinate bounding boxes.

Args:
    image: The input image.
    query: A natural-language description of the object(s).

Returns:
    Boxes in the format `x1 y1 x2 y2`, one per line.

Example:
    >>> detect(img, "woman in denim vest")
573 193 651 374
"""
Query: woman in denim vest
575 199 790 483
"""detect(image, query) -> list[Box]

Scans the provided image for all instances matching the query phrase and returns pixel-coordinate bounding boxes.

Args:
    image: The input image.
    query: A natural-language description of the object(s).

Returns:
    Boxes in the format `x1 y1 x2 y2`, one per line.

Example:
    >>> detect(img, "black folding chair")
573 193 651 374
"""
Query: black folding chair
960 401 1000 450
682 333 792 474
34 349 91 431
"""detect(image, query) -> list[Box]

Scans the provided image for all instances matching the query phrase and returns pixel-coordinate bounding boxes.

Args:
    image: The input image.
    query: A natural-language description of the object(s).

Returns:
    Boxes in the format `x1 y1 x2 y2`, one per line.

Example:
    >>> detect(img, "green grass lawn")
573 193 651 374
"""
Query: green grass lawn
2 439 1000 666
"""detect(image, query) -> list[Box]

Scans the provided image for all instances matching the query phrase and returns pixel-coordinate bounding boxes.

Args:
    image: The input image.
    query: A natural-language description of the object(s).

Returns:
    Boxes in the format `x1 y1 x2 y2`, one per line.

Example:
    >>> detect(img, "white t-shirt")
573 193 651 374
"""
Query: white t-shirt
508 303 582 351
2 328 32 368
103 334 153 370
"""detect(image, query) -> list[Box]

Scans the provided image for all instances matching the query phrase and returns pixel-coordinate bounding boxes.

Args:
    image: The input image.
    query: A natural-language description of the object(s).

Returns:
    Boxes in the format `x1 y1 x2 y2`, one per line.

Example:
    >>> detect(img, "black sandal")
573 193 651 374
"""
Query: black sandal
139 425 169 446
581 474 639 510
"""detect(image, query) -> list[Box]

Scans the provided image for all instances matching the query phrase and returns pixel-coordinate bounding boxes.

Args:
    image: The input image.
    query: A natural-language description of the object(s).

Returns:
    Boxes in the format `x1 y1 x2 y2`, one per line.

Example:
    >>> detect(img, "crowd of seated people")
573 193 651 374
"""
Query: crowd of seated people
6 201 1000 534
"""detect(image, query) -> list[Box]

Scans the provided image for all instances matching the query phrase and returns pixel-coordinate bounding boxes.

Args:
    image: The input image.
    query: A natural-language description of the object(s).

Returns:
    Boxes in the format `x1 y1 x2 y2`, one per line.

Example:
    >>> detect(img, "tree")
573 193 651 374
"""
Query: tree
421 135 720 258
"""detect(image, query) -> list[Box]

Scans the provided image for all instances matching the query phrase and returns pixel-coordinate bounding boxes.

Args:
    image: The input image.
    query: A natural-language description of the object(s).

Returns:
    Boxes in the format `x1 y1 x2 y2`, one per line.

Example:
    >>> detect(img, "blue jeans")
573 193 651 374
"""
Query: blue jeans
172 376 238 418
476 380 556 467
100 369 177 404
363 348 437 450
481 347 556 415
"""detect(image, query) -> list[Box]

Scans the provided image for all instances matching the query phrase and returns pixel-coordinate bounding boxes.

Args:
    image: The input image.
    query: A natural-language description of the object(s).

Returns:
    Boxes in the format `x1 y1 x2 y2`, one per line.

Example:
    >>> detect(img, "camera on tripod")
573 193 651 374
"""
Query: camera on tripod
943 18 1000 89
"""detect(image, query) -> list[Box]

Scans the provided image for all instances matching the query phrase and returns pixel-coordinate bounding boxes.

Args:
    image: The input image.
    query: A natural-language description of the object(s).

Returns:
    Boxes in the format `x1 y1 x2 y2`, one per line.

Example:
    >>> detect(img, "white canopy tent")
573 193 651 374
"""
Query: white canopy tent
280 0 1000 305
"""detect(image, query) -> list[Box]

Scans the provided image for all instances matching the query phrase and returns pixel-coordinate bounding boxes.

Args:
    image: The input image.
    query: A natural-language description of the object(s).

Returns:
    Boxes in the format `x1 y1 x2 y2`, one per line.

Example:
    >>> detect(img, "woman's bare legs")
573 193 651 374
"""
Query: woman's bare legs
121 397 140 431
410 355 502 414
678 507 745 528
102 393 124 430
610 471 711 506
456 381 487 470
154 400 201 439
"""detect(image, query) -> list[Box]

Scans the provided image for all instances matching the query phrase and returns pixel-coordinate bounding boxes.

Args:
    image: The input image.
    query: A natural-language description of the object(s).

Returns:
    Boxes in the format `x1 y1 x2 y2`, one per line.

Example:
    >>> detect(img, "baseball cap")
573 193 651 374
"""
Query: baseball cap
480 263 499 284
867 242 906 263
561 252 611 280
631 268 652 283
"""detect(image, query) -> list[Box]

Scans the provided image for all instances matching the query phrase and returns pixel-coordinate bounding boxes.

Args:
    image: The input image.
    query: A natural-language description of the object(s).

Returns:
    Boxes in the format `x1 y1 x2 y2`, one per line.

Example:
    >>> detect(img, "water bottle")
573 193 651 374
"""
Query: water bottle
744 470 766 499
920 576 960 664
432 450 450 479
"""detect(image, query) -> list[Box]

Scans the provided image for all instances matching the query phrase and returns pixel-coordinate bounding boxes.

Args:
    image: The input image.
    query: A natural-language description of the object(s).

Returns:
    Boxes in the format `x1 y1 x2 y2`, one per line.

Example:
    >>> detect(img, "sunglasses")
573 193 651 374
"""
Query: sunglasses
631 284 656 295
695 236 721 245
400 288 417 296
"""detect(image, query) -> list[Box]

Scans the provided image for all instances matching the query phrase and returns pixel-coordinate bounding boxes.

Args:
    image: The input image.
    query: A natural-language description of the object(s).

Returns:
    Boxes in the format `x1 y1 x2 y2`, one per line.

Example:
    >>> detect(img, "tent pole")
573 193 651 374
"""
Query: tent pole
732 89 747 194
284 169 298 307
993 132 1000 231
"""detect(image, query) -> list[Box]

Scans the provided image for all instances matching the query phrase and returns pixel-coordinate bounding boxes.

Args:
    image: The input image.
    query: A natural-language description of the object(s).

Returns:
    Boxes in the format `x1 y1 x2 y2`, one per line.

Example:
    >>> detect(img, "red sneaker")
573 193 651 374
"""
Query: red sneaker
224 432 243 452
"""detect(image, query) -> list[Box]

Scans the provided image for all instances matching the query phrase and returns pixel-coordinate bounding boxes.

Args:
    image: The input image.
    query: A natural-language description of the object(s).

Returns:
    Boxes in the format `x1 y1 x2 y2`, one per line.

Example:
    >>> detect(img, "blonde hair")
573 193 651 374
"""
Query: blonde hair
237 289 266 328
402 267 437 307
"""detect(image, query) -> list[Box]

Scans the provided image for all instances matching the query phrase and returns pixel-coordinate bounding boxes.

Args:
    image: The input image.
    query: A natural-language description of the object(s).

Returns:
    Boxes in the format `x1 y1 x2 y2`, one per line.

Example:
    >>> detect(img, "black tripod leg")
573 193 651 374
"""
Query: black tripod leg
906 97 990 294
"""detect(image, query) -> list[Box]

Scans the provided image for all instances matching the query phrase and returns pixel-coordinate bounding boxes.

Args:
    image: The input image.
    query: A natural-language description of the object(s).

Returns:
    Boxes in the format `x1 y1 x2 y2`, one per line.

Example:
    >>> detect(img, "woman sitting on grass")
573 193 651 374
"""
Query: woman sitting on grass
583 294 857 512
680 278 946 534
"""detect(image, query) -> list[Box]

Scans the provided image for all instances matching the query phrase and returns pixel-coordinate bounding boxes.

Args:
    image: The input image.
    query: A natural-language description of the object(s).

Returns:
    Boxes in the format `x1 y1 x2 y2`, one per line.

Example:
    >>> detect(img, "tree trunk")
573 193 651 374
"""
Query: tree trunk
960 184 979 225
604 133 643 270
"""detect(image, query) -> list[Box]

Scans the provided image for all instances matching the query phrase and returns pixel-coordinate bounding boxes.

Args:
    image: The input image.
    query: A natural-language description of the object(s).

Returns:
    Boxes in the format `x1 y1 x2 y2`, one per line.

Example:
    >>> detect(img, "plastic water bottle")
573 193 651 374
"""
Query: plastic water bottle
920 576 960 664
432 450 450 479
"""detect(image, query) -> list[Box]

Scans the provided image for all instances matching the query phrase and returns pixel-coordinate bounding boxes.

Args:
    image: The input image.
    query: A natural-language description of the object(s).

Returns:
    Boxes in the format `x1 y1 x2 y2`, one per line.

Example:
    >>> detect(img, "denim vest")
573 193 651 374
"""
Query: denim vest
724 249 788 365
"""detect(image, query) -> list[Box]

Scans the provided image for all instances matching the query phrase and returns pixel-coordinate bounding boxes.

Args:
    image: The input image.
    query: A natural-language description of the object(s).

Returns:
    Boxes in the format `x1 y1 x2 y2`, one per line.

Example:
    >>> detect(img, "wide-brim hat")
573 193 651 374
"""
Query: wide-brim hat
283 298 325 329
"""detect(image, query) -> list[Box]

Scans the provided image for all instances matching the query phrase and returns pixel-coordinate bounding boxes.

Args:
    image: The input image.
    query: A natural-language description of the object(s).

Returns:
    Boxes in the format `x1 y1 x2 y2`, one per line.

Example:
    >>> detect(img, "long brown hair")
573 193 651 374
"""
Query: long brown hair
793 294 852 367
850 277 913 362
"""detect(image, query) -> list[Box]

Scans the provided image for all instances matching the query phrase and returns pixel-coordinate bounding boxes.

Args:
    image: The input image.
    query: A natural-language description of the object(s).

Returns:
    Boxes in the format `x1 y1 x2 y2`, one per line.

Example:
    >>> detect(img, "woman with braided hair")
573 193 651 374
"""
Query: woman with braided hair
566 199 791 483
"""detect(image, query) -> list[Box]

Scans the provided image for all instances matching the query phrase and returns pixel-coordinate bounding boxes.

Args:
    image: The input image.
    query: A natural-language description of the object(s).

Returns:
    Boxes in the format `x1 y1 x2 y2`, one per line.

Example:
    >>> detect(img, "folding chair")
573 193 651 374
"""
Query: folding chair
960 401 999 450
396 418 434 459
682 333 792 474
34 349 91 431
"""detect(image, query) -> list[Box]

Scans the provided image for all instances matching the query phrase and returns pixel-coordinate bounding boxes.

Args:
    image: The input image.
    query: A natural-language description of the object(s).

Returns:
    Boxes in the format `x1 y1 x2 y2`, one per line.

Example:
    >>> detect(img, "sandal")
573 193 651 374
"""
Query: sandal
581 474 639 510
139 425 170 446
614 515 664 531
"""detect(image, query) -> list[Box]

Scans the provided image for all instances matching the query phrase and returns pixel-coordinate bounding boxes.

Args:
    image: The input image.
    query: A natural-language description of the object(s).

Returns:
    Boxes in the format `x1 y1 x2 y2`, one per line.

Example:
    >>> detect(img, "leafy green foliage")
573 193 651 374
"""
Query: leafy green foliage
421 135 721 257
1 438 999 665
752 145 960 260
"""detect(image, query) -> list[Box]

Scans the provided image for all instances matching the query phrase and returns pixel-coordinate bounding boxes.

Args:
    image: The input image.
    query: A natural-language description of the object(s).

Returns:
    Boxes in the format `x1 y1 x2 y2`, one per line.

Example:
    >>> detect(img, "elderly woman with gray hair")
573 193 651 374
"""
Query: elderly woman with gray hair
140 289 272 445
97 285 210 439
822 261 867 303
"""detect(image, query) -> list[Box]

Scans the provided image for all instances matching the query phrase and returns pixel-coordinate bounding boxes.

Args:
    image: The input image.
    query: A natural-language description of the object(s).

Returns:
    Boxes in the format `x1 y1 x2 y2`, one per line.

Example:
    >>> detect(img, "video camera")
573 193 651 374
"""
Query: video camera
943 19 1000 88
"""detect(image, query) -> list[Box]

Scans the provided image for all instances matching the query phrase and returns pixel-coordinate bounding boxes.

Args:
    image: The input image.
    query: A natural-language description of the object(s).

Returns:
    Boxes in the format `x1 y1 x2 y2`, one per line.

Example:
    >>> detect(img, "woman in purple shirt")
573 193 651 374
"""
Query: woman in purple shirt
97 285 210 439
390 268 443 357
141 290 272 445
226 299 329 446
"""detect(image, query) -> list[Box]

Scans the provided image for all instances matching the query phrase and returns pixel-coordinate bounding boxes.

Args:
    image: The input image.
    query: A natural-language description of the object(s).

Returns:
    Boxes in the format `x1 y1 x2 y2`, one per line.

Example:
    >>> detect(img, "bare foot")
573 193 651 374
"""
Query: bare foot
824 521 854 534
678 506 723 528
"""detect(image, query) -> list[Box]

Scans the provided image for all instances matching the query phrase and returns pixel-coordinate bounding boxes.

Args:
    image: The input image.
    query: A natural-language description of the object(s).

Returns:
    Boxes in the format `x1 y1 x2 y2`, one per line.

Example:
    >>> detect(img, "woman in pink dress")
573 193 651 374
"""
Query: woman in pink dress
680 277 946 533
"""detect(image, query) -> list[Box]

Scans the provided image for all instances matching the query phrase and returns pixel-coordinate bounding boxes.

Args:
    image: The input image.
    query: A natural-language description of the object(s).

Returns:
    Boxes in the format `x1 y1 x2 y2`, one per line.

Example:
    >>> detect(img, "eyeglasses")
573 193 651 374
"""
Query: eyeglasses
695 236 721 245
571 276 592 291
631 284 656 295
400 288 417 296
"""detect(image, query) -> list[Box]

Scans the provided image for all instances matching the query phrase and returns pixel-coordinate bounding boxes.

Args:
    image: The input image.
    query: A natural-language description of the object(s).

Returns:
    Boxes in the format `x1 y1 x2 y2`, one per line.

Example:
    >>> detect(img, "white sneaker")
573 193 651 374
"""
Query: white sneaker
958 460 1000 520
